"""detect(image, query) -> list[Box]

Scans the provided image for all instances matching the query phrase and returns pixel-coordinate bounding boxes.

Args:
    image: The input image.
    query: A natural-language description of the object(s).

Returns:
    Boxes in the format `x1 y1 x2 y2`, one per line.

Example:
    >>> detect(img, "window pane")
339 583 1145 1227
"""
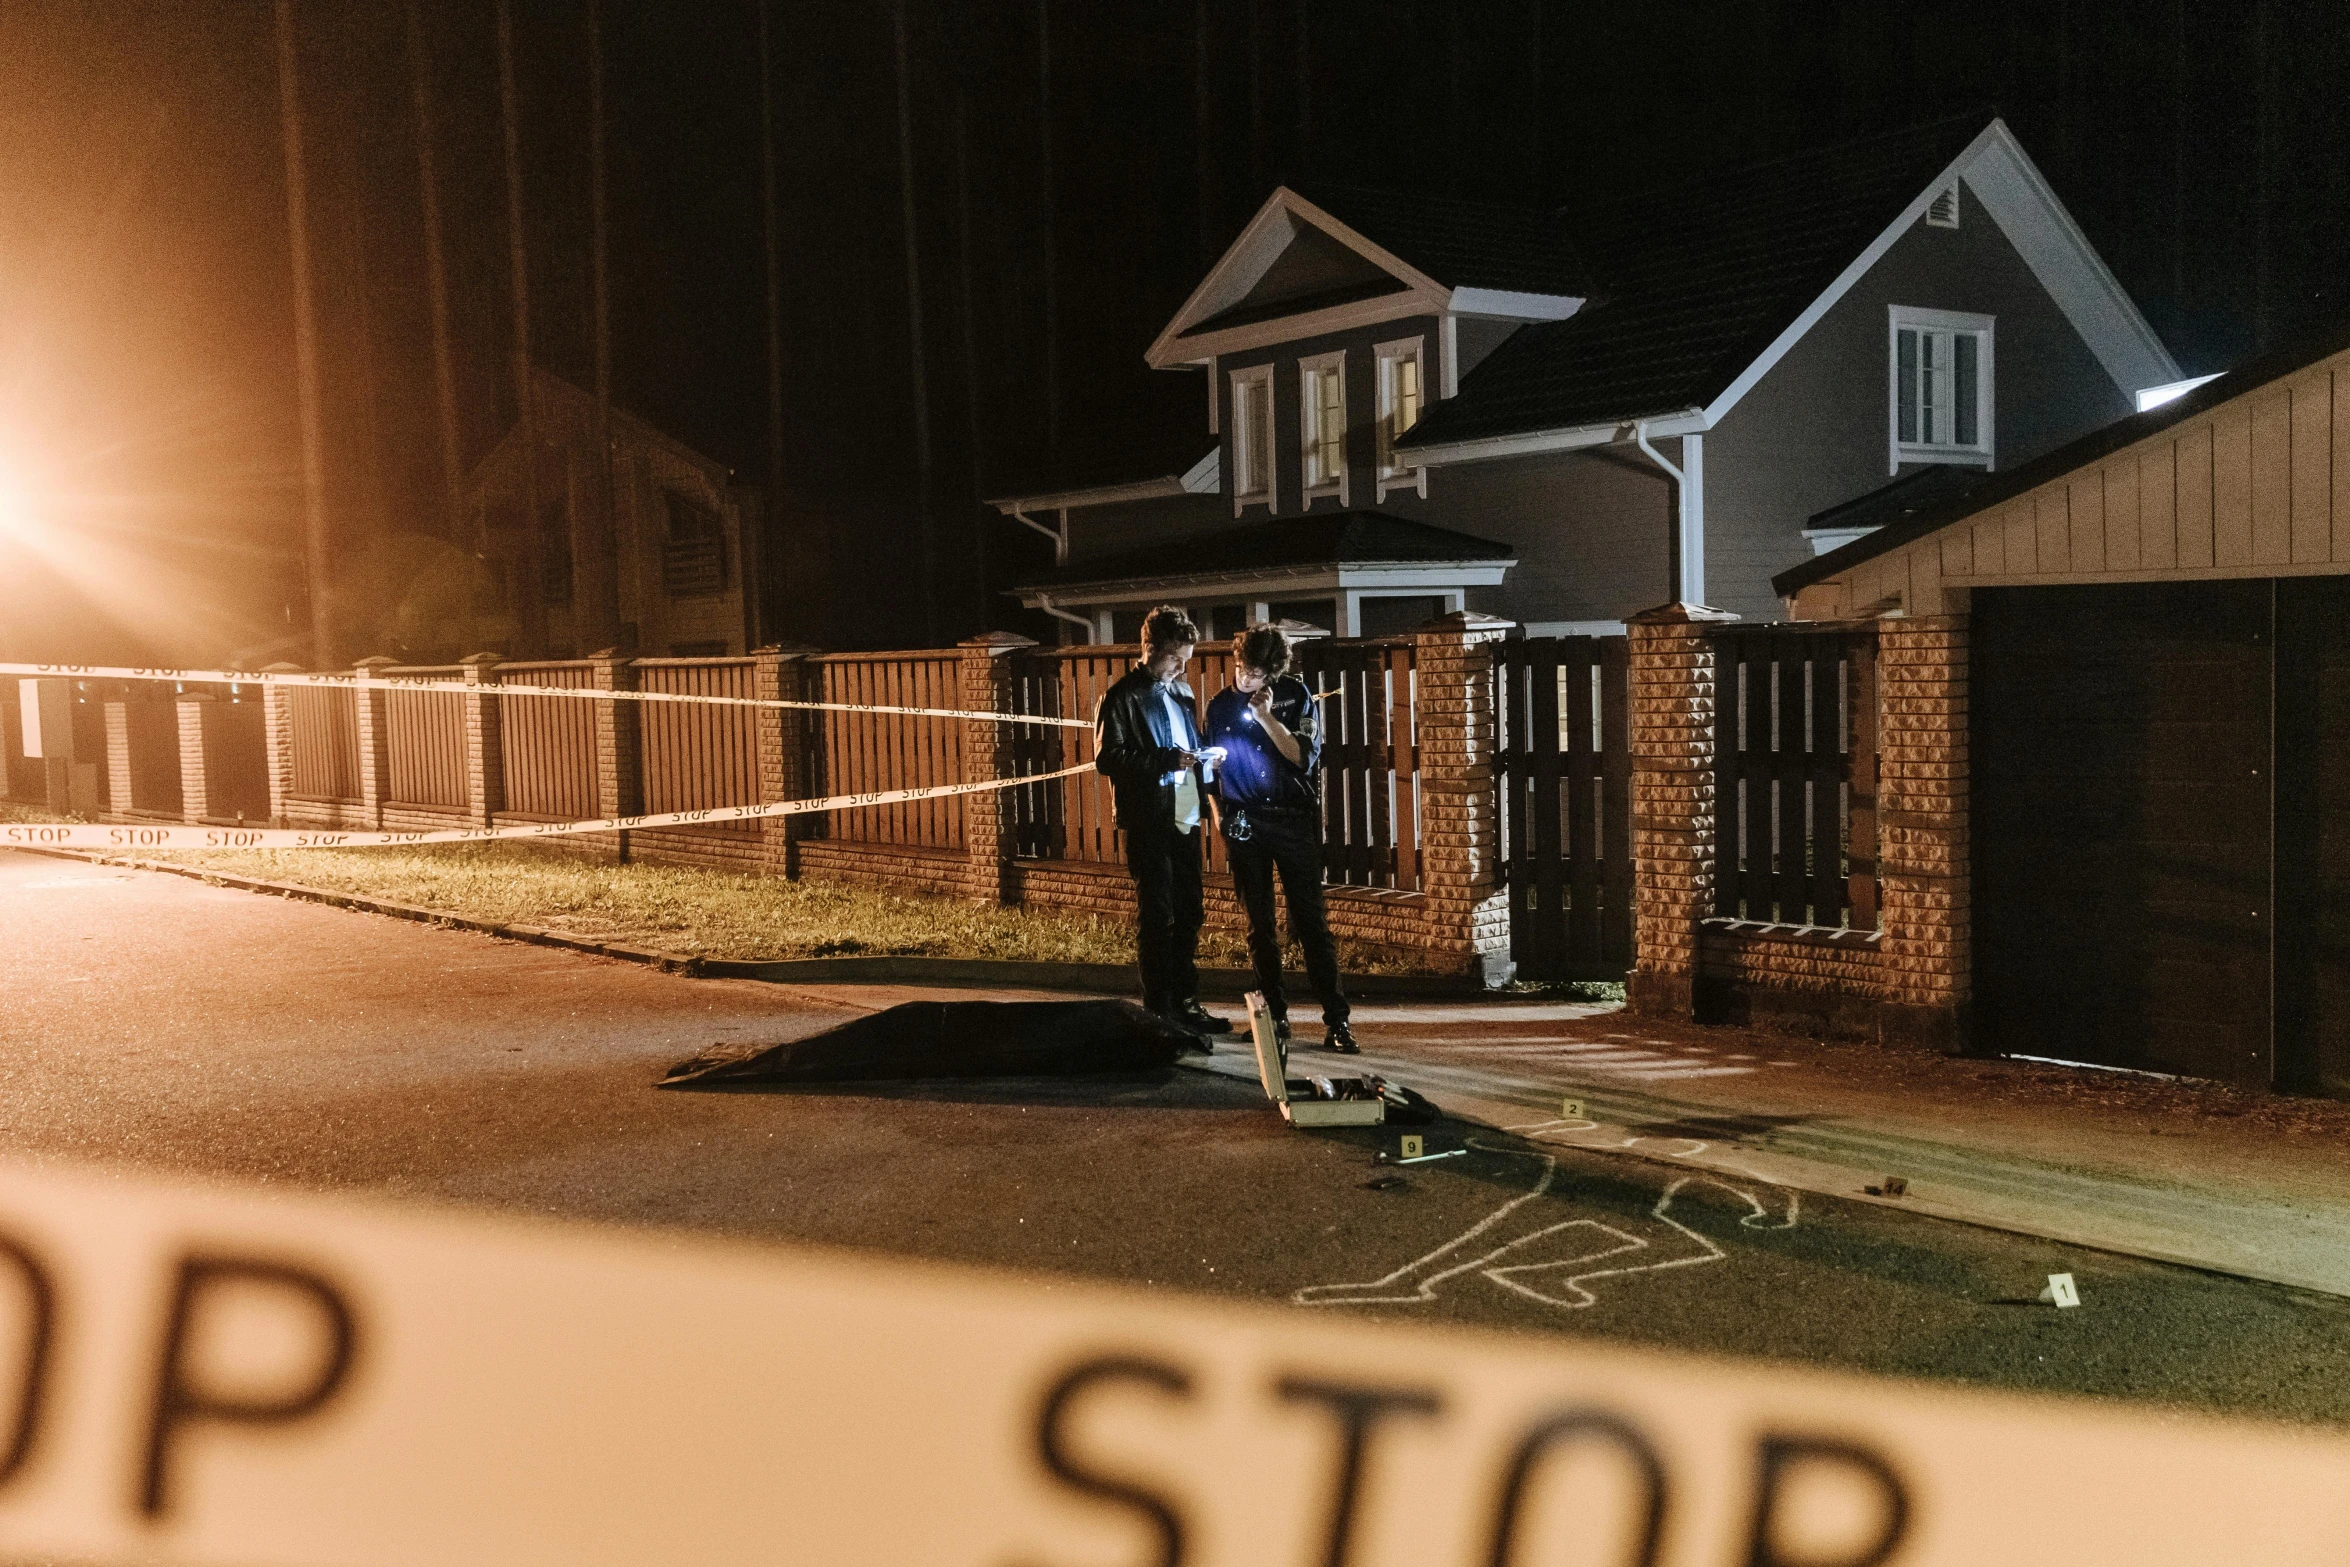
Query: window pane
1955 334 1980 447
1247 380 1273 496
1397 355 1421 434
1896 329 1918 444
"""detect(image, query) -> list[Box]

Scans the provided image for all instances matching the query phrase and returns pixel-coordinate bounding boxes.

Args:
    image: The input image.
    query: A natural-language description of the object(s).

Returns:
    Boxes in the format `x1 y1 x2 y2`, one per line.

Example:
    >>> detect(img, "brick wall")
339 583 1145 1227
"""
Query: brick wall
1630 608 1972 1050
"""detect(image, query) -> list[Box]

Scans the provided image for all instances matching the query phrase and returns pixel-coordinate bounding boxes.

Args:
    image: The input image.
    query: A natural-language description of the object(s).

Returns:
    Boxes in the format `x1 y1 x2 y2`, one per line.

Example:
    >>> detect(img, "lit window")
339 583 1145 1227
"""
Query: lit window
1374 337 1425 498
1889 307 1993 470
1230 366 1274 510
1300 350 1346 501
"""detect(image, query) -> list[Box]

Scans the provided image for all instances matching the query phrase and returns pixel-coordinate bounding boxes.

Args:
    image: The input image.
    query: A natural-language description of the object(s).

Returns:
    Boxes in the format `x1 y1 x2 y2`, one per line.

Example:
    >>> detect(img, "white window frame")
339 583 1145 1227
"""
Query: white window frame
1888 306 1994 474
1228 364 1276 515
1374 334 1427 502
1298 349 1349 507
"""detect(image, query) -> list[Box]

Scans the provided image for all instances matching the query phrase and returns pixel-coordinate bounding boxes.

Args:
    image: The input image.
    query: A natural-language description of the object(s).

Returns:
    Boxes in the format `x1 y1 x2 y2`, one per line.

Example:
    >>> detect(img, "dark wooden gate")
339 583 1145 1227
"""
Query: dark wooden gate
1496 636 1633 981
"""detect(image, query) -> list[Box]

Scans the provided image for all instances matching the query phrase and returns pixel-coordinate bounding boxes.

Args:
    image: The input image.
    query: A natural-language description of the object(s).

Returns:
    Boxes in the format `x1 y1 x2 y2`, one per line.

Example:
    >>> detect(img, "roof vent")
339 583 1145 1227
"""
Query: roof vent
1925 182 1961 229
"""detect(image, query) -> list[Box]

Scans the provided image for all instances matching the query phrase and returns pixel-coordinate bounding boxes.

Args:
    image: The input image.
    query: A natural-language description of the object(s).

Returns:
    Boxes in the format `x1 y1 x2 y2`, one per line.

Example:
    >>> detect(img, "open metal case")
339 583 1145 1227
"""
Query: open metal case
1244 991 1385 1126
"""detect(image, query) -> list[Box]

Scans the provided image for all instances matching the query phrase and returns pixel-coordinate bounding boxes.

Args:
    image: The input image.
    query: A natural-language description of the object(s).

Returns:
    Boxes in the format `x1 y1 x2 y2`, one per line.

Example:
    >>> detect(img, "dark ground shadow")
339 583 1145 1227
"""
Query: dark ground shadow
664 1068 1268 1111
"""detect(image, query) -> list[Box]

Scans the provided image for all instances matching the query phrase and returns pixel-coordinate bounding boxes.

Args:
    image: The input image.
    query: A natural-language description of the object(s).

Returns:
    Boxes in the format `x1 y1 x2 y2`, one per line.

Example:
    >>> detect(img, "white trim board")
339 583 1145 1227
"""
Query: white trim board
1146 187 1582 370
1016 560 1511 610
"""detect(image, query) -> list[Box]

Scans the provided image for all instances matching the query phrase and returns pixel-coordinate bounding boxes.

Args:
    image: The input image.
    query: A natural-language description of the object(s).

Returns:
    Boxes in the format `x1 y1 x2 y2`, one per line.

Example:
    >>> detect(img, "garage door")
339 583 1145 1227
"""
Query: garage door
1973 578 2350 1092
1973 582 2273 1085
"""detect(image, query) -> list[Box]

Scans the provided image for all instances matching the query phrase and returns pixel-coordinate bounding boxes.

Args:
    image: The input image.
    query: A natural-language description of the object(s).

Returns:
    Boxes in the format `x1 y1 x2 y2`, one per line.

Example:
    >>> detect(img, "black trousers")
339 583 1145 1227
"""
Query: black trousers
1225 810 1350 1027
1123 816 1204 1013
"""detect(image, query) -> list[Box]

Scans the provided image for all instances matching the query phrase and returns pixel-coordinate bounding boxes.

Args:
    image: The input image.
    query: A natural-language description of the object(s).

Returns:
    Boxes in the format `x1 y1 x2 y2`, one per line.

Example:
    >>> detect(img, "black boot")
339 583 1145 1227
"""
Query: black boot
1323 1021 1359 1054
1171 999 1230 1036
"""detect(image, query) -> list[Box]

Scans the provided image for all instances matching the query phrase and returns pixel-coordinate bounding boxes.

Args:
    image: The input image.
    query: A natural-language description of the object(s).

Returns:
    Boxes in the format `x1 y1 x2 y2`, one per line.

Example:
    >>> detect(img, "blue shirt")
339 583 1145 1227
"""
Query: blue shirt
1205 676 1323 815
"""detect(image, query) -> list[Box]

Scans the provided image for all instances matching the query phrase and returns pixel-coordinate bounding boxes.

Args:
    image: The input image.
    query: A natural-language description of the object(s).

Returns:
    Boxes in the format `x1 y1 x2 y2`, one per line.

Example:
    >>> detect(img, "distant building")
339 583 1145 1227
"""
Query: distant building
460 368 765 659
992 116 2181 640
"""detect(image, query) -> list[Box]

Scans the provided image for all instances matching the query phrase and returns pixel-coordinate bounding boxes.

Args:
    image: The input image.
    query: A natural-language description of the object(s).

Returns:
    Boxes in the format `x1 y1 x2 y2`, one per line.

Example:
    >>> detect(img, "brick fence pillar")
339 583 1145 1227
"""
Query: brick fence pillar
1875 613 1972 1050
1624 602 1740 1017
590 649 642 862
1410 611 1514 983
752 644 820 877
353 656 396 830
259 663 305 826
959 631 1036 906
460 652 504 829
103 694 134 818
174 692 213 824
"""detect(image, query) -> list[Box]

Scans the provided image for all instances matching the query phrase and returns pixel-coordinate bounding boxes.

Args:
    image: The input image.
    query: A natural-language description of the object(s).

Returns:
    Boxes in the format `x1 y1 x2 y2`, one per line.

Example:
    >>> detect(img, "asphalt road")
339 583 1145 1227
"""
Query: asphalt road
5 847 2348 1429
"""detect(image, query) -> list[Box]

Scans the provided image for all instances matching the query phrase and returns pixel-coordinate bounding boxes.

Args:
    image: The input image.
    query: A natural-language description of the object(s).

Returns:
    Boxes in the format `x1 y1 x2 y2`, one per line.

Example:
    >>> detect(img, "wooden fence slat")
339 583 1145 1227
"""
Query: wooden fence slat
1809 641 1848 927
1598 636 1633 967
1565 637 1600 959
1529 639 1565 978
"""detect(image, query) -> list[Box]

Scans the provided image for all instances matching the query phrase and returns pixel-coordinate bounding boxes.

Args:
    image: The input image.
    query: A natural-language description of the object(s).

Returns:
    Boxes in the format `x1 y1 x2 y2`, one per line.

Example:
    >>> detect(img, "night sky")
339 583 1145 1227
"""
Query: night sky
0 0 2344 662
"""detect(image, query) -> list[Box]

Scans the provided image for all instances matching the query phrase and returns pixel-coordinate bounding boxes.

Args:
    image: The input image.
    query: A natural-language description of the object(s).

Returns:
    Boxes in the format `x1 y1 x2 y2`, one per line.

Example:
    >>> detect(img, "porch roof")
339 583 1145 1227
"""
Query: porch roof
1012 511 1512 605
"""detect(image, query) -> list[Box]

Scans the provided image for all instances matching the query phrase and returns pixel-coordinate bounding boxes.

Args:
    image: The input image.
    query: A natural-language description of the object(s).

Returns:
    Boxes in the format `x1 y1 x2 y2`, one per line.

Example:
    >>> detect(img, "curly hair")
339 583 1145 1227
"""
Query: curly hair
1233 625 1293 676
1139 605 1200 653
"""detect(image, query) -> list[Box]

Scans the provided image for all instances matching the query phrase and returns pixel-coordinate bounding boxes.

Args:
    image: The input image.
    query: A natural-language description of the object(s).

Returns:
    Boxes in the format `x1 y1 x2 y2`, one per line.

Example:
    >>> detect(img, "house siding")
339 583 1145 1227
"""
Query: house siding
1215 313 1445 518
1705 178 2134 620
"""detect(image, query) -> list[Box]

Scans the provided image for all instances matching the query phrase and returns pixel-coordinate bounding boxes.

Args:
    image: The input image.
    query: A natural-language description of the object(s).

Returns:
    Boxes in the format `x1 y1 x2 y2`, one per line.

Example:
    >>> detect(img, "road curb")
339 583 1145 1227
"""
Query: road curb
10 847 1503 1000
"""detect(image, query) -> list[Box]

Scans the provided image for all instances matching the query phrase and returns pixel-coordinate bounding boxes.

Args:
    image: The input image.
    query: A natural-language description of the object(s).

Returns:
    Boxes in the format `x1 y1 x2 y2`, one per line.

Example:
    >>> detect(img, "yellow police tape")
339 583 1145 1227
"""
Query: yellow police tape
0 763 1093 852
0 662 1095 728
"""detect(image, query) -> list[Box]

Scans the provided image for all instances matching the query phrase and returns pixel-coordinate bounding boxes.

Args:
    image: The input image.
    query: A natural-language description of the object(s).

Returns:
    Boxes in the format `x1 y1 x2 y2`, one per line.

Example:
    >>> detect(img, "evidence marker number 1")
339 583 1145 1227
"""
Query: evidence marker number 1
2042 1273 2082 1309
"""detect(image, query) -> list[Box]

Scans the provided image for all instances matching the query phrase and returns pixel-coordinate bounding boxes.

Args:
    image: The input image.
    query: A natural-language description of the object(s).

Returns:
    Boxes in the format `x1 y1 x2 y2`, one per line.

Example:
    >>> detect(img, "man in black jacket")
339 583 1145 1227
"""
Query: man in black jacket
1093 606 1228 1036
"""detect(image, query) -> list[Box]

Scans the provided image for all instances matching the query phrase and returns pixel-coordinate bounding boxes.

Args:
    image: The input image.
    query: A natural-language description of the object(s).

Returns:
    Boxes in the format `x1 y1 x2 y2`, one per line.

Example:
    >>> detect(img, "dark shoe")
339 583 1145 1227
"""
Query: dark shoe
1173 1002 1231 1036
1274 1019 1292 1044
1324 1022 1359 1054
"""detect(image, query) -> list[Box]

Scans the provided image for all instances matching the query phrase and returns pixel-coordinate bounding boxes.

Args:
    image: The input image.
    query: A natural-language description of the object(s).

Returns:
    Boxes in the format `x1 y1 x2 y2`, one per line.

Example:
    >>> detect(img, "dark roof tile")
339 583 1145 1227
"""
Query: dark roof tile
1397 115 1993 448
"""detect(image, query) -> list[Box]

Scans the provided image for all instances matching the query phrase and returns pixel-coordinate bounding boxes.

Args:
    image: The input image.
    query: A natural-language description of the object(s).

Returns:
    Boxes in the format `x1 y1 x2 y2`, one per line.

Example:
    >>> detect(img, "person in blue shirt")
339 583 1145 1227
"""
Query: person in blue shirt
1203 626 1356 1053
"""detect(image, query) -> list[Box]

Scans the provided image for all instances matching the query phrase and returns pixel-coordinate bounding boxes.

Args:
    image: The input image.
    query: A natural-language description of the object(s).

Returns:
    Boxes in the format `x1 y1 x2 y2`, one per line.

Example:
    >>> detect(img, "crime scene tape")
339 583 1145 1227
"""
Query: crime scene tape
0 763 1093 852
0 1155 2342 1566
1 662 1096 728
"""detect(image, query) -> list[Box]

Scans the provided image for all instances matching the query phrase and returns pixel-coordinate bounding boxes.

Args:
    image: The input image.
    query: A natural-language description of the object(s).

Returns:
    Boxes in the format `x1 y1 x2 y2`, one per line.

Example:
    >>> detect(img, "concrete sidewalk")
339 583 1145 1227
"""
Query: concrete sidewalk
1177 999 2350 1300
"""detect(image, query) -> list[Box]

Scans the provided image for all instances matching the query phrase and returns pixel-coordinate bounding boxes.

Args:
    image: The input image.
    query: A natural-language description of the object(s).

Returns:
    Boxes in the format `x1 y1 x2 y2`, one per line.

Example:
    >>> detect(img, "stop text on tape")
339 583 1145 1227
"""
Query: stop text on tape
0 1158 2341 1566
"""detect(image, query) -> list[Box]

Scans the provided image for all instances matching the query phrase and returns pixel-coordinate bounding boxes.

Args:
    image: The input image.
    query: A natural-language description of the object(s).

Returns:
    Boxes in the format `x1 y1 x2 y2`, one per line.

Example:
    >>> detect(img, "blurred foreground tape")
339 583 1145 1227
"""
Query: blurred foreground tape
0 1160 2339 1566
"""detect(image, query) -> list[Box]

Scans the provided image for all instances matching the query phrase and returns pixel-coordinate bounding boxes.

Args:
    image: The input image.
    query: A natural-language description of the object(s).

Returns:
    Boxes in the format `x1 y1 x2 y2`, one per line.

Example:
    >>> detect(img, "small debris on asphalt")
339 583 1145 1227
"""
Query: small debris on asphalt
1864 1176 1909 1197
1362 1174 1408 1192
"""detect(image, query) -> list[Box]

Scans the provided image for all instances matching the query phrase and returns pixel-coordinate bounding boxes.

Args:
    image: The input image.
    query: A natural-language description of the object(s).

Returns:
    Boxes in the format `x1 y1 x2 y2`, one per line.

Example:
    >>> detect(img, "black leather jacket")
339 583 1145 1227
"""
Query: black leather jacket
1093 664 1207 830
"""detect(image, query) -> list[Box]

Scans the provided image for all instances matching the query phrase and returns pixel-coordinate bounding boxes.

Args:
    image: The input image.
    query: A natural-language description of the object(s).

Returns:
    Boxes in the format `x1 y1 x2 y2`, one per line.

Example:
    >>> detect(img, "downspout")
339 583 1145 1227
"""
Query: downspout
1633 419 1704 606
1033 592 1095 640
1010 506 1068 566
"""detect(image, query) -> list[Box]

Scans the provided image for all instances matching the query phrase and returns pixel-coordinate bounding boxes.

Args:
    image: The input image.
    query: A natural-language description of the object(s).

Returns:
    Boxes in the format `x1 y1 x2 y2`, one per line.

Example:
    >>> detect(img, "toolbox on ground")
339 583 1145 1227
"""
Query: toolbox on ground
1244 991 1387 1126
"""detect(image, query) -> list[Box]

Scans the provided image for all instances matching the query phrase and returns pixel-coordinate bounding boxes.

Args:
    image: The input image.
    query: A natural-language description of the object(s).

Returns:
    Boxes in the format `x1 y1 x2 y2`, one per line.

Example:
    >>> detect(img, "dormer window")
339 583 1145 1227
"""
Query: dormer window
1300 350 1347 504
1230 364 1275 513
1374 336 1426 501
1889 306 1993 471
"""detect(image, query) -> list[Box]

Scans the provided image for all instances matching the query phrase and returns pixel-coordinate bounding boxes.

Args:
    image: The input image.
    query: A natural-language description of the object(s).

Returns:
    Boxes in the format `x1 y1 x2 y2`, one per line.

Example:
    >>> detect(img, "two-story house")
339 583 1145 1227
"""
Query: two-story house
991 115 2181 641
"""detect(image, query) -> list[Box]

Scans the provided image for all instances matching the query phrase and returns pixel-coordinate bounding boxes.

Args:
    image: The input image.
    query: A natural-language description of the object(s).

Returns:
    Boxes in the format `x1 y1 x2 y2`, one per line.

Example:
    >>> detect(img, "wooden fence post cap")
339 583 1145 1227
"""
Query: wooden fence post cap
1626 602 1741 625
958 631 1038 652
